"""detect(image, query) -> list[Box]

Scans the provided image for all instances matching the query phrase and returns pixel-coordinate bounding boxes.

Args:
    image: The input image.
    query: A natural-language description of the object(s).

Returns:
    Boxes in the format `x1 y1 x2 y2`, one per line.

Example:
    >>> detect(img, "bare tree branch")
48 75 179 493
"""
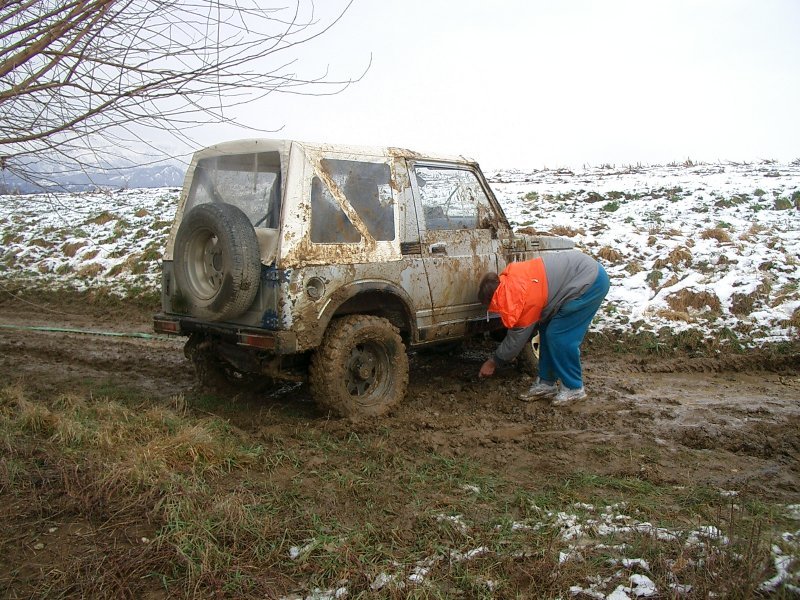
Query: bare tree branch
0 0 364 190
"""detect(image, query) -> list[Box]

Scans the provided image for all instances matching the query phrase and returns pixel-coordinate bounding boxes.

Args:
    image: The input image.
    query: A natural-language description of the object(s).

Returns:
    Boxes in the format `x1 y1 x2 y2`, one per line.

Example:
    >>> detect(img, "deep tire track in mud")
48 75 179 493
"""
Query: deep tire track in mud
0 323 190 397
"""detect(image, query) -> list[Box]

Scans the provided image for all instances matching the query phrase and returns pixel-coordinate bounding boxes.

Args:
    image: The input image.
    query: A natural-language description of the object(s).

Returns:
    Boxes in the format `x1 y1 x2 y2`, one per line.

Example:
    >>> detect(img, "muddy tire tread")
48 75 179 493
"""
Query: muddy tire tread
309 315 409 418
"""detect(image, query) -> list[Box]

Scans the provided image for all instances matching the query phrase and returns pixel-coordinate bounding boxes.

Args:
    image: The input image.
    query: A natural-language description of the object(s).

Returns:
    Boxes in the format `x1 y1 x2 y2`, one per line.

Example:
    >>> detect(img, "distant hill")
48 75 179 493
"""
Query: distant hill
0 164 186 194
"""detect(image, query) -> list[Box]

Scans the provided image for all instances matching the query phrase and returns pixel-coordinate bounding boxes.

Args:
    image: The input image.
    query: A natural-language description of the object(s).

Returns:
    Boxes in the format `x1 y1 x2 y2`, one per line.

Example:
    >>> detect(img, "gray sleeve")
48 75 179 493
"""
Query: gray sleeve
493 323 537 366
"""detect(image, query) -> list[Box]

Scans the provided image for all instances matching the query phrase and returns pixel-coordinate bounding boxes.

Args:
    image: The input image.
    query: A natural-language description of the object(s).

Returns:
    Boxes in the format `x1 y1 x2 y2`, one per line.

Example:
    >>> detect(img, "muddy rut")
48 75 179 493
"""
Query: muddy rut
1 299 798 502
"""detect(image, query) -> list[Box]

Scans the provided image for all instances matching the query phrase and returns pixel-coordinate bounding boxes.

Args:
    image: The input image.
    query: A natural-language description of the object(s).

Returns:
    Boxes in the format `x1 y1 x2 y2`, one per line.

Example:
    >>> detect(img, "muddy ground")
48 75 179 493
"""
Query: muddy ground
1 296 798 503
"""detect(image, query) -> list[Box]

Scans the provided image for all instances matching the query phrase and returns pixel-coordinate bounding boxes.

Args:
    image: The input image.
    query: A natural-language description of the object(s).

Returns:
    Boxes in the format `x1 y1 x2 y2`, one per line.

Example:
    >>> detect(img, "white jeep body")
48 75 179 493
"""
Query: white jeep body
155 139 572 416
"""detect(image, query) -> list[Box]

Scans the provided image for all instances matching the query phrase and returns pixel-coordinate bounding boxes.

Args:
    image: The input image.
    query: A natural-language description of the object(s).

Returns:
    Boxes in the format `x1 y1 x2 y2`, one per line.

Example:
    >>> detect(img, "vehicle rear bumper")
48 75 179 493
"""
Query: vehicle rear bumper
153 314 297 354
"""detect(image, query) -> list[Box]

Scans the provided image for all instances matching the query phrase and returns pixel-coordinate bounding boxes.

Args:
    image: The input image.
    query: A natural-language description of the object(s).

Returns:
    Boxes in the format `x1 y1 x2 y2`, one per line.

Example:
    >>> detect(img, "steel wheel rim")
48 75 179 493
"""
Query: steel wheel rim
185 227 223 300
345 341 389 397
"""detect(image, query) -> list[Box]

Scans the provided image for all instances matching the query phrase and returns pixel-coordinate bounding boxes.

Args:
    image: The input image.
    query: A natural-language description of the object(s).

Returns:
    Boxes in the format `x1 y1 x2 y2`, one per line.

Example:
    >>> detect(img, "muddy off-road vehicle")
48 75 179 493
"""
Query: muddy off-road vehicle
154 139 573 417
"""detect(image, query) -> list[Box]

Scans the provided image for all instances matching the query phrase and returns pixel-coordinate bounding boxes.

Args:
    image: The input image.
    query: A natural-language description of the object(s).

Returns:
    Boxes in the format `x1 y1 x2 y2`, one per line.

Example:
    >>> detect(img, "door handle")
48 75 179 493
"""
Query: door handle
429 242 447 254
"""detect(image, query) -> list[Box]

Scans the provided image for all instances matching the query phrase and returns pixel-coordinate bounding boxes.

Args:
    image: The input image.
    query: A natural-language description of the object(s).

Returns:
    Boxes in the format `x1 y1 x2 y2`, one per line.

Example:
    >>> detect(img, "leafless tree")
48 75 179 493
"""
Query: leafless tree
0 0 362 190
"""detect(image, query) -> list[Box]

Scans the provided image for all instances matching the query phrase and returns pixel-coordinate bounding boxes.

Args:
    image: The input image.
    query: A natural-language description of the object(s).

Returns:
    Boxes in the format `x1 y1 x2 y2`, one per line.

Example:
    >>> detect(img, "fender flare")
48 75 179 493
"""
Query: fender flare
314 280 418 345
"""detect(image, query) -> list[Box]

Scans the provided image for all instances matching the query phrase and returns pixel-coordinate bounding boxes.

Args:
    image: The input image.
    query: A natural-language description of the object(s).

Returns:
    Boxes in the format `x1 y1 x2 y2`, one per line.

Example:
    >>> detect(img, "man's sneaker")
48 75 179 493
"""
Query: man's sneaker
551 386 587 406
519 379 557 401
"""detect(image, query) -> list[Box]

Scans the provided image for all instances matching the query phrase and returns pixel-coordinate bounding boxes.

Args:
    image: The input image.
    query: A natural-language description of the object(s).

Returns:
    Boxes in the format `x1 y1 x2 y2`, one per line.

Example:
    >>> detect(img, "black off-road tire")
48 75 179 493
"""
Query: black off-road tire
184 334 230 391
184 333 270 393
309 315 409 418
173 203 260 322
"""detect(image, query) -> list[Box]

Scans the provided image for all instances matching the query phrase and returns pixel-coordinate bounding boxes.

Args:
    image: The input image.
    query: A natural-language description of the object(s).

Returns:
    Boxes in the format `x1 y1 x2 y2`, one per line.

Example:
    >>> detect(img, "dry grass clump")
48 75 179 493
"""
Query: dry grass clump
17 400 54 434
53 392 87 410
77 263 104 278
132 248 161 274
730 278 772 317
730 292 758 317
739 223 768 241
666 289 722 313
771 282 799 308
646 270 663 290
2 385 252 470
550 225 586 237
108 253 143 277
86 211 117 226
516 226 547 236
596 246 624 263
655 308 694 322
61 241 88 257
0 383 27 407
5 394 59 435
51 415 90 447
653 246 693 269
2 232 23 245
127 424 232 483
625 260 644 275
647 271 680 292
517 225 587 238
700 227 732 243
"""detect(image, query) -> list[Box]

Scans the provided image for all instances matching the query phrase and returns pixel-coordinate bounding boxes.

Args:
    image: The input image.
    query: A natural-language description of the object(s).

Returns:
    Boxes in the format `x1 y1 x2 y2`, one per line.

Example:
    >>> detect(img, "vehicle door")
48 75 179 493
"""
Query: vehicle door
408 162 502 334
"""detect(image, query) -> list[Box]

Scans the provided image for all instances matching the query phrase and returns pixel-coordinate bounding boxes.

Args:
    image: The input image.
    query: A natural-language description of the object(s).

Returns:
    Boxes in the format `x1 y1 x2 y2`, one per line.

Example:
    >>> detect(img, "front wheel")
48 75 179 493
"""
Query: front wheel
309 315 408 418
516 332 540 377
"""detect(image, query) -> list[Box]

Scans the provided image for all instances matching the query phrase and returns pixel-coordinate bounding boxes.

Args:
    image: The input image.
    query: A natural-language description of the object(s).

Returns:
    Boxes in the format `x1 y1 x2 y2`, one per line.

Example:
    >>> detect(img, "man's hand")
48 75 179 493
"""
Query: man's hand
479 358 496 378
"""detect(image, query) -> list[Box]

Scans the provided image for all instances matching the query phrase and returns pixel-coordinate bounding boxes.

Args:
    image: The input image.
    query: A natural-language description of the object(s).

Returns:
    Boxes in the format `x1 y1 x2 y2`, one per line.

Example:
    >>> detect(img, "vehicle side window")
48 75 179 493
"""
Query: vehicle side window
310 177 360 243
310 159 395 243
414 166 488 230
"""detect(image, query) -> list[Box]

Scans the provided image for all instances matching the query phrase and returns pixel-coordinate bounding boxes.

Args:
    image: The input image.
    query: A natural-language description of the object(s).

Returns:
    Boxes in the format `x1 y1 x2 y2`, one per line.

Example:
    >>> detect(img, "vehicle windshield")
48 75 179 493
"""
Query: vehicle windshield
186 151 281 228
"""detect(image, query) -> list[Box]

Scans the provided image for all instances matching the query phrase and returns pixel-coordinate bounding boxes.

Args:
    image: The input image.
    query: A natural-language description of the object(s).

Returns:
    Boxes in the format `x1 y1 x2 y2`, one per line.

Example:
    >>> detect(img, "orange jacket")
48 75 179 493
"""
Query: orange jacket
488 258 548 329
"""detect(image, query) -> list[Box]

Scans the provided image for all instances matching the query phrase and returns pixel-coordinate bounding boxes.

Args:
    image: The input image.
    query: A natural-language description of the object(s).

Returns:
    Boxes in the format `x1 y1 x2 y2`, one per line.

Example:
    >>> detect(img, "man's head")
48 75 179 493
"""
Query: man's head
478 272 500 306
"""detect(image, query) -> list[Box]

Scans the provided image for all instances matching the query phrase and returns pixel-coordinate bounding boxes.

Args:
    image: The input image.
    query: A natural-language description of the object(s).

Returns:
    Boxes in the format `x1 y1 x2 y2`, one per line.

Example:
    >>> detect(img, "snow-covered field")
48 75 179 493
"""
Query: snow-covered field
0 161 798 346
0 187 175 296
489 161 799 346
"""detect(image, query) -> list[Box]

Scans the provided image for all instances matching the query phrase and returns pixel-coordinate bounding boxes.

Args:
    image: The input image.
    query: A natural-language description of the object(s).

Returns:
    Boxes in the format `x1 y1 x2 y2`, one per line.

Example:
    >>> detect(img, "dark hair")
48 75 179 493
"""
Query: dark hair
478 272 500 306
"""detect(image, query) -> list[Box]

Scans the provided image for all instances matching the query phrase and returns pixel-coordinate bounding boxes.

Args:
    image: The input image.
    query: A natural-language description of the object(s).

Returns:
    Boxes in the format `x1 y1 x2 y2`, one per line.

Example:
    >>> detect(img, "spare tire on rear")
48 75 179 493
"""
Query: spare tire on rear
173 203 260 321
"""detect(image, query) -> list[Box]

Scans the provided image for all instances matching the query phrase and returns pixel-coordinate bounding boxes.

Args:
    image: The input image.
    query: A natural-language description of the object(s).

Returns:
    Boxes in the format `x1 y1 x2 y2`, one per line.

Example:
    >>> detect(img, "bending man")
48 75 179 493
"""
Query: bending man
478 250 610 406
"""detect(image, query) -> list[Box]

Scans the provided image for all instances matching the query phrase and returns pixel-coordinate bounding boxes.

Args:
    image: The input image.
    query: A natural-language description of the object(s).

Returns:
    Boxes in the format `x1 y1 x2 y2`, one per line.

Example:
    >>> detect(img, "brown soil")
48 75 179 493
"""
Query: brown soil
1 296 798 501
0 298 800 598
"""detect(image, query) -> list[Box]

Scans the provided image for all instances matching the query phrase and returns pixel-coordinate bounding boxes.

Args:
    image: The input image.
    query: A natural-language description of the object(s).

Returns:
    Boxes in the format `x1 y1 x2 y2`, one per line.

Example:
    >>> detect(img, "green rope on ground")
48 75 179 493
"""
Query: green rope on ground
0 323 173 340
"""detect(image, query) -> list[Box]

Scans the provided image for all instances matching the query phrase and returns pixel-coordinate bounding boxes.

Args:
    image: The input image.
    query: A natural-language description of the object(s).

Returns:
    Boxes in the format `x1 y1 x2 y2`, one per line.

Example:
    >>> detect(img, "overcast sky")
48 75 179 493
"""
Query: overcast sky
181 0 800 170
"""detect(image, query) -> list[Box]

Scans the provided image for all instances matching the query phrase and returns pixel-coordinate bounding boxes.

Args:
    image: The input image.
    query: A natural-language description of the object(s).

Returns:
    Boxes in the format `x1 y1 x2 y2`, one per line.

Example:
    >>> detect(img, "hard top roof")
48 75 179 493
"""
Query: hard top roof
191 138 479 166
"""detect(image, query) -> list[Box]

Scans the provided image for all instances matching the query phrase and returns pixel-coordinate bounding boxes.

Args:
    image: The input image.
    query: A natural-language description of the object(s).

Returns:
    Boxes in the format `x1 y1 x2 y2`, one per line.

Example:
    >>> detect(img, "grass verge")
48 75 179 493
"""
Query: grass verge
1 382 797 598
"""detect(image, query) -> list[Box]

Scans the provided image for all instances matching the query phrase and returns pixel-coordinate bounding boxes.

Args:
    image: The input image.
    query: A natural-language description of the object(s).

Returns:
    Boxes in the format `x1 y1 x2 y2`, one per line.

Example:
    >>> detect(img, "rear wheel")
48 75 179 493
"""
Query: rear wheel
309 315 408 418
184 333 270 392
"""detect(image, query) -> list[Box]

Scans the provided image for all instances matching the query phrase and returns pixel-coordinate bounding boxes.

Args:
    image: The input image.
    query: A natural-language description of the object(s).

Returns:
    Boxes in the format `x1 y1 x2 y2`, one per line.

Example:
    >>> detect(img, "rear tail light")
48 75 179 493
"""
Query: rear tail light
154 317 181 334
237 333 275 349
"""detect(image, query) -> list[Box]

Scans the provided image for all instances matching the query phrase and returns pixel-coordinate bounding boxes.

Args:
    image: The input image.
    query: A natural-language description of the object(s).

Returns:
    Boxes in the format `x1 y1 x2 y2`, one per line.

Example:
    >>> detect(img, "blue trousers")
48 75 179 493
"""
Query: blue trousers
537 266 610 389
